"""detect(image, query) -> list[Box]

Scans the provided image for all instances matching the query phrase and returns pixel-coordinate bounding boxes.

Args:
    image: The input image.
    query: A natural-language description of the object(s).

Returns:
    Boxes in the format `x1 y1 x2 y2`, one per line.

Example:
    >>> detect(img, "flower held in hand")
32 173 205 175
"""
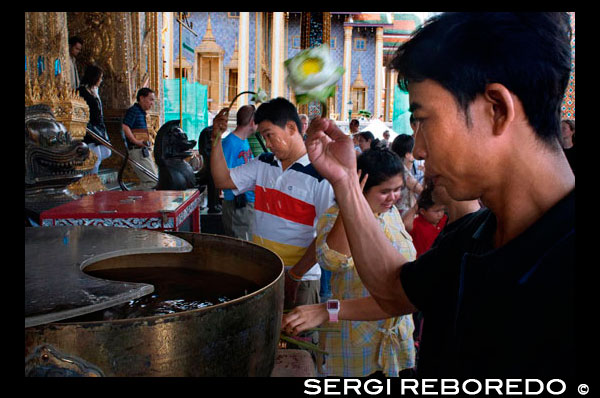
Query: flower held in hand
284 45 344 107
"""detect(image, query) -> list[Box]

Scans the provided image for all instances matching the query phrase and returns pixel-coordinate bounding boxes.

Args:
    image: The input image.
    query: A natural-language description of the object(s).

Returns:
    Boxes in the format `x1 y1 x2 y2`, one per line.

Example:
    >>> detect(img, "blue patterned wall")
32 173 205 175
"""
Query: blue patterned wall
172 12 378 115
286 13 302 100
173 12 239 104
351 27 376 114
248 13 256 92
330 19 345 116
173 12 263 102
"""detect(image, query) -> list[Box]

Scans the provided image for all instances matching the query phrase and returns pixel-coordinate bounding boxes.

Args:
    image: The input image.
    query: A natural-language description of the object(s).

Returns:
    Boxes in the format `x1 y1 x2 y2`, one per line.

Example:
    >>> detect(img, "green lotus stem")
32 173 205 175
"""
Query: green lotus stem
228 90 257 110
279 333 329 354
212 91 258 148
310 327 340 333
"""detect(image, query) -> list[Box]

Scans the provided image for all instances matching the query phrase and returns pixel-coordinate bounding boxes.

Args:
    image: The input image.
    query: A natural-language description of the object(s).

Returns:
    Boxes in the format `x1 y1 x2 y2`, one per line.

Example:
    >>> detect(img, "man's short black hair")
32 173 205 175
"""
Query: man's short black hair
136 87 155 102
69 36 83 48
391 134 414 159
254 97 302 134
390 12 572 146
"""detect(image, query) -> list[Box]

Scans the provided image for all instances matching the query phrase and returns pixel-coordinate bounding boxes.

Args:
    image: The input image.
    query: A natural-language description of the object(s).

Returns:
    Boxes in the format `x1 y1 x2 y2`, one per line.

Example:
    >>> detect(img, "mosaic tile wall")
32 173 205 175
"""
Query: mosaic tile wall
174 12 260 104
348 27 376 115
173 13 377 116
561 12 575 120
286 15 349 116
286 14 302 100
330 19 346 115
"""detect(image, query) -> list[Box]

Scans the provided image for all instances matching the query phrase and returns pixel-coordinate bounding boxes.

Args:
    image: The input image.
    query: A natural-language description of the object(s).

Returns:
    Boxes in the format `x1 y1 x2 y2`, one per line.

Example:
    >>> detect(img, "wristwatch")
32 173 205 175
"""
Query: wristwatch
326 299 340 322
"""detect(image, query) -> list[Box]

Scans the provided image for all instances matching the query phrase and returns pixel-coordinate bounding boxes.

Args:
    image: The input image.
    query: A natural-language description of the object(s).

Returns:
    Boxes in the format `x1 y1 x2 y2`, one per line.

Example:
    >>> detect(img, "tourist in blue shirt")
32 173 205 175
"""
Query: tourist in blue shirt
122 88 159 190
221 105 256 240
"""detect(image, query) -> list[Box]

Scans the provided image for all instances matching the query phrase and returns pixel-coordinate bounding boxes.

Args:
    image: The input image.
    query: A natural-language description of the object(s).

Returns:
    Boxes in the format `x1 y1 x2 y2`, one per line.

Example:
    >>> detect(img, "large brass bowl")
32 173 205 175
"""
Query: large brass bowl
24 231 284 377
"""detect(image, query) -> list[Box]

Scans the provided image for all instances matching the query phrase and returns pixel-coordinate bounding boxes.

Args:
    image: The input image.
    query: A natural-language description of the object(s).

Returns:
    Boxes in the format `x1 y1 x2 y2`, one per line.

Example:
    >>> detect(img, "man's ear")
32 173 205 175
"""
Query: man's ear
285 120 299 136
483 83 515 136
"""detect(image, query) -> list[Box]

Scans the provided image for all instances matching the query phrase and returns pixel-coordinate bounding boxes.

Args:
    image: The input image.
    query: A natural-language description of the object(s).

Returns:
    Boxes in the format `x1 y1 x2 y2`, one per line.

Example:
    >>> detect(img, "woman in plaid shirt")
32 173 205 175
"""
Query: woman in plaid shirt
283 145 417 377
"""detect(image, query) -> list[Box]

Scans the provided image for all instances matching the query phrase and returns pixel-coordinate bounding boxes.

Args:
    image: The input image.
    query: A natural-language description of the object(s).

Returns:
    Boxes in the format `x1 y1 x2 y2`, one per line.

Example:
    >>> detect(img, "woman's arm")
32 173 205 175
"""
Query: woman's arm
281 296 406 336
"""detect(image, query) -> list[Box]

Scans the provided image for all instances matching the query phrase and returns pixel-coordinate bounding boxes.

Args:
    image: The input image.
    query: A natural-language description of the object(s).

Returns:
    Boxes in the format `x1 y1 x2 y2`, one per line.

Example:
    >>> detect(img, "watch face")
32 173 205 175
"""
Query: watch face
327 300 339 310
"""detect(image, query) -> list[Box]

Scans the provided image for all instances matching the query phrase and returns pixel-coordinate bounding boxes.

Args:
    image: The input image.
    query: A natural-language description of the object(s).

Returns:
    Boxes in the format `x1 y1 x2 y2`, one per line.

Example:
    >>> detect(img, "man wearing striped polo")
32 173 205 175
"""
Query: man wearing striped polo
210 98 335 312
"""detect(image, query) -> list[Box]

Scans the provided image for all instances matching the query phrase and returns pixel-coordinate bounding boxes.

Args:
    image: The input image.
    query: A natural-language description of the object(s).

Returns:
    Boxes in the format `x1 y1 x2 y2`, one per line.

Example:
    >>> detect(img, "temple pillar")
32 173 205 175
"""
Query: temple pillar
341 24 353 121
237 12 250 105
374 27 384 120
271 12 285 98
385 67 394 122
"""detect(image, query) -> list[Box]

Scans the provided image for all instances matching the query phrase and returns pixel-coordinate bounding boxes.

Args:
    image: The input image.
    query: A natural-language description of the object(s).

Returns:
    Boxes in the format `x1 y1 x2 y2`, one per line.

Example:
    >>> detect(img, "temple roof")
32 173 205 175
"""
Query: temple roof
196 14 224 54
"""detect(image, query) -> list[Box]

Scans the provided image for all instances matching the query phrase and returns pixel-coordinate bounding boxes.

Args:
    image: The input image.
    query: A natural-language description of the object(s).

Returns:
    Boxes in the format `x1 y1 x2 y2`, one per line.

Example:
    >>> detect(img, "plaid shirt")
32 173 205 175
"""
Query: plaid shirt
316 204 417 377
122 103 147 130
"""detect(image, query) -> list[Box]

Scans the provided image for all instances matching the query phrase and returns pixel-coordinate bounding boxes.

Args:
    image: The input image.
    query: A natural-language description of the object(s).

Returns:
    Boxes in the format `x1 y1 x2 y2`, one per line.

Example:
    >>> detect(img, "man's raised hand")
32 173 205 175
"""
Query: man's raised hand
305 116 358 188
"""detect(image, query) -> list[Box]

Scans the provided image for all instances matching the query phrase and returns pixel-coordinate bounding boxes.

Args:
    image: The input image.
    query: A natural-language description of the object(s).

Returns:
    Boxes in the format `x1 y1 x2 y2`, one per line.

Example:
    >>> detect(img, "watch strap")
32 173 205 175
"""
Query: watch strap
329 311 338 322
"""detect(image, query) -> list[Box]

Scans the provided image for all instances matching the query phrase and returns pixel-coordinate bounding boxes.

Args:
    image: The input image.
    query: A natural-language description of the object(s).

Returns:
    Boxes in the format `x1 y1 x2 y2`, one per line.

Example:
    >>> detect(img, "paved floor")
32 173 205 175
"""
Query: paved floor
271 349 316 377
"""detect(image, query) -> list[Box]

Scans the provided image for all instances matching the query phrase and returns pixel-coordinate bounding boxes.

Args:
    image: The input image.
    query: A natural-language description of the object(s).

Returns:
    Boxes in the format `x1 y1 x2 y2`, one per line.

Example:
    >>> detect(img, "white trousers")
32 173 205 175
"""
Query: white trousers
88 143 112 174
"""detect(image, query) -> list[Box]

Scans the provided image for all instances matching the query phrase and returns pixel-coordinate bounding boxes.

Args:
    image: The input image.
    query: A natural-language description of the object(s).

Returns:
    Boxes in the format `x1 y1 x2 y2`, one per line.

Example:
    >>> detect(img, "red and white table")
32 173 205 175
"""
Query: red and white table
40 190 201 233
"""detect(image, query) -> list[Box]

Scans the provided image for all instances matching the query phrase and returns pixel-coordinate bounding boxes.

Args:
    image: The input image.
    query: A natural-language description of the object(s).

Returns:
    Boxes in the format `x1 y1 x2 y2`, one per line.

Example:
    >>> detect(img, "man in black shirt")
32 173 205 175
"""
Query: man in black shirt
305 12 575 381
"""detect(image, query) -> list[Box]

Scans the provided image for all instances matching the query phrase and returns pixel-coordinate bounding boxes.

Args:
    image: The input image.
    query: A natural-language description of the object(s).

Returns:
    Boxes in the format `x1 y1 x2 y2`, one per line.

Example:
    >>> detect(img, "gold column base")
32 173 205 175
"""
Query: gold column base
67 173 108 196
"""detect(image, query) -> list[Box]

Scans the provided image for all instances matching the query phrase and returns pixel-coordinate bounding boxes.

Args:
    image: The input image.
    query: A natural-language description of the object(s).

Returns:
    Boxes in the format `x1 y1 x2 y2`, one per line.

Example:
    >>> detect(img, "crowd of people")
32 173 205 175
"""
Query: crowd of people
69 11 577 381
216 12 576 381
69 35 160 189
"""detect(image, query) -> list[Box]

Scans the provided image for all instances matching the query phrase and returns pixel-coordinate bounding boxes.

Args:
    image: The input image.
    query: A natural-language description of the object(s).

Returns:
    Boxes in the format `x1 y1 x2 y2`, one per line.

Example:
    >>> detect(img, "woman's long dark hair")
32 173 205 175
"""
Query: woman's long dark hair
357 145 405 193
80 64 103 87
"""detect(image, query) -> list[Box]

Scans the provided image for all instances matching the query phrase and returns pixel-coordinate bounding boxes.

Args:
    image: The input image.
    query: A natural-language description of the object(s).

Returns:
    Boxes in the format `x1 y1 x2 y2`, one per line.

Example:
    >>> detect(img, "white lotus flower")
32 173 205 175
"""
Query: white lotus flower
284 45 344 105
252 88 269 104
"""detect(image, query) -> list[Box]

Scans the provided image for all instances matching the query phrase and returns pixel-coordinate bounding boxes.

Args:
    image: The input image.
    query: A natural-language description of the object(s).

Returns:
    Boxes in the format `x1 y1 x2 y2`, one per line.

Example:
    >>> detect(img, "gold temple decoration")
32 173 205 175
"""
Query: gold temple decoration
196 14 225 111
68 173 108 196
25 12 91 142
65 12 164 186
352 64 367 88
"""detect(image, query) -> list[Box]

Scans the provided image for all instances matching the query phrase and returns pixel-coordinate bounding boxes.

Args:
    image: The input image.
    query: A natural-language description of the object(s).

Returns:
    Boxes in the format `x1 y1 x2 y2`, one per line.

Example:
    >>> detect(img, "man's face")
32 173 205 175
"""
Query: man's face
257 120 297 161
349 122 359 133
300 118 308 134
70 42 82 57
409 79 490 201
357 136 371 152
139 92 156 111
561 121 574 144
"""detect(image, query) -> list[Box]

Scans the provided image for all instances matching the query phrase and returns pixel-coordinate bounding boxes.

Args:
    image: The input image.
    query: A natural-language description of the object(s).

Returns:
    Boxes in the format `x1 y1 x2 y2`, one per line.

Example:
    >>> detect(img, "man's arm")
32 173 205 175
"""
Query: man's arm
284 238 318 305
209 108 237 190
305 117 417 316
288 237 318 278
122 124 146 148
402 202 419 233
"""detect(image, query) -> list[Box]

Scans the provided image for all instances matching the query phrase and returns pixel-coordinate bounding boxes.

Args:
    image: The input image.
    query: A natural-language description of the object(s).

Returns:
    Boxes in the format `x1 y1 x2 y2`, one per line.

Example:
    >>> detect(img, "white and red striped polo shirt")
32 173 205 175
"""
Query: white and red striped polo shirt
229 152 335 281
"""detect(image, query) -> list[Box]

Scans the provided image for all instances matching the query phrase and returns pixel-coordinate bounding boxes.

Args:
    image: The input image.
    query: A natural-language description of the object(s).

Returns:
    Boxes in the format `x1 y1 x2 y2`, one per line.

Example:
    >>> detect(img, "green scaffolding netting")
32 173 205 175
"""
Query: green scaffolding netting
392 85 412 136
163 78 209 143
